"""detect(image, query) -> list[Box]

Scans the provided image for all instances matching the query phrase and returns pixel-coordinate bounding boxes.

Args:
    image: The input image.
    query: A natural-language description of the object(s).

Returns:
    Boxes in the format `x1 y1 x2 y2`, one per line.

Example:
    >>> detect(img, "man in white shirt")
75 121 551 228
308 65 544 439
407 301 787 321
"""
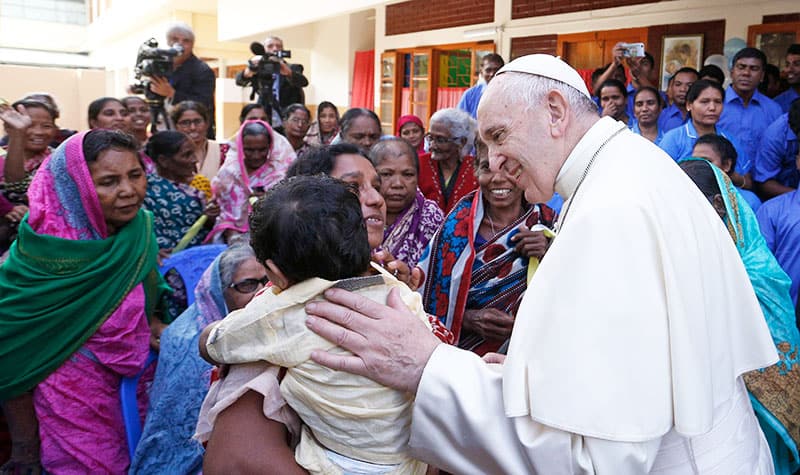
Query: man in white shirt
305 54 778 474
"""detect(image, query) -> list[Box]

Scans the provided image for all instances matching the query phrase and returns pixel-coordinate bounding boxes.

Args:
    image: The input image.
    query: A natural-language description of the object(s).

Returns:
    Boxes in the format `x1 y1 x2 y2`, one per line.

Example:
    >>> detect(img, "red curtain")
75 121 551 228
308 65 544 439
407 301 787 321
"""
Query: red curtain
400 88 411 116
436 87 467 110
351 50 375 109
576 69 594 94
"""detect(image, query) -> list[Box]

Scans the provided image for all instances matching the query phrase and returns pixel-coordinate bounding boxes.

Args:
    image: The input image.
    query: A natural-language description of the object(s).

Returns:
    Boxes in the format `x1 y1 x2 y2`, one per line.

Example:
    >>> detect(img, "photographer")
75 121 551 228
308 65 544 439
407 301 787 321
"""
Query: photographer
235 36 308 127
149 22 216 137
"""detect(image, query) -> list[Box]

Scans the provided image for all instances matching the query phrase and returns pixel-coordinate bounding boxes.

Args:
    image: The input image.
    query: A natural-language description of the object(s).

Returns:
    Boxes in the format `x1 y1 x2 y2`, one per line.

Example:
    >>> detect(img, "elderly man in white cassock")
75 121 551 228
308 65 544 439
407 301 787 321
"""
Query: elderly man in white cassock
304 54 778 474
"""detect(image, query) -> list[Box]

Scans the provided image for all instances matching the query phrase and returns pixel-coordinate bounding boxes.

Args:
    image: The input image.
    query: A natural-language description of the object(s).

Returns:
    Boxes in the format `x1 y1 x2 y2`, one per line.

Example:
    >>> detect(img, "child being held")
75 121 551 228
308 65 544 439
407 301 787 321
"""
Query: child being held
203 175 430 475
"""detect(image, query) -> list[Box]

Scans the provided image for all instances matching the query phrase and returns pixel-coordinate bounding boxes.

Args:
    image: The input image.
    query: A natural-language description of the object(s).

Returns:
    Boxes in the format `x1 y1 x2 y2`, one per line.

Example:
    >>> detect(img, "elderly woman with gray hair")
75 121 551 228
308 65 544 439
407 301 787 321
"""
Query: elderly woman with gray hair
418 108 478 212
131 243 268 474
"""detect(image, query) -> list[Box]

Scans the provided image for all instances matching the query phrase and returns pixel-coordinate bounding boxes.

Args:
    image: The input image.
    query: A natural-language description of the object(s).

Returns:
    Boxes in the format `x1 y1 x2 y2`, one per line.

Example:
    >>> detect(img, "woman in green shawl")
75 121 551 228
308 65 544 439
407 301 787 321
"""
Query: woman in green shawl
680 158 800 475
0 129 168 473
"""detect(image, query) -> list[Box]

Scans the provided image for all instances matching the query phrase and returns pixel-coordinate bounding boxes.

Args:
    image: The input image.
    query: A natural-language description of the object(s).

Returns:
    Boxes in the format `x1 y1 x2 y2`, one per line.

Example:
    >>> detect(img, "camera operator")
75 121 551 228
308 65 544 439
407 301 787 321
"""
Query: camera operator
235 36 308 127
149 22 216 137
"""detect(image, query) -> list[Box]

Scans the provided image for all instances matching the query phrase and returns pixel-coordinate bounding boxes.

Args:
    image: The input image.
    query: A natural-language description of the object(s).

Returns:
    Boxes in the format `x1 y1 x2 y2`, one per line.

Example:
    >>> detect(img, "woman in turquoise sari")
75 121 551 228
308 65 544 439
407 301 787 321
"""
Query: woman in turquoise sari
680 157 800 475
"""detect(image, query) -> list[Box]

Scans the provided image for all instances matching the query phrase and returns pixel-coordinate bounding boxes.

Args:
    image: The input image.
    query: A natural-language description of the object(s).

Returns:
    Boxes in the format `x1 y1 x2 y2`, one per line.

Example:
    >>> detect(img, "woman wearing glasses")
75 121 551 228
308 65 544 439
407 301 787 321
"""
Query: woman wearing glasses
282 104 312 158
131 243 269 475
418 108 479 213
173 101 229 180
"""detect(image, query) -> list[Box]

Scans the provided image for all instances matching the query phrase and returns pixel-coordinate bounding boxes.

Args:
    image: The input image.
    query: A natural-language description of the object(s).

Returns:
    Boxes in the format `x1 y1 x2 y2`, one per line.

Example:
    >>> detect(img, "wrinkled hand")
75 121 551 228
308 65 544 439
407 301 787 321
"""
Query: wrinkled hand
4 204 28 223
462 308 514 342
150 320 168 351
511 228 548 258
372 249 422 290
305 287 441 394
0 104 33 134
204 199 220 219
149 76 175 99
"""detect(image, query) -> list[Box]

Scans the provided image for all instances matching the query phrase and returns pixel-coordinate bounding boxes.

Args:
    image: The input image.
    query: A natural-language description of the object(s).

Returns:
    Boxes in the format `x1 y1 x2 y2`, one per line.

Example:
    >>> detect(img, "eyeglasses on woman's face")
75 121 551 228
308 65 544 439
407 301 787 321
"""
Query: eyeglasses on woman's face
176 118 205 128
287 117 310 125
423 133 461 145
228 276 269 293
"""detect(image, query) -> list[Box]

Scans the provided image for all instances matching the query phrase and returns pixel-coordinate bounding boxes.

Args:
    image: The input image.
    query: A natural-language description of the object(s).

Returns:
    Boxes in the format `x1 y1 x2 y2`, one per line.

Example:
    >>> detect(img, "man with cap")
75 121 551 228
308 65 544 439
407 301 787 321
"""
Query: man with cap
305 54 777 473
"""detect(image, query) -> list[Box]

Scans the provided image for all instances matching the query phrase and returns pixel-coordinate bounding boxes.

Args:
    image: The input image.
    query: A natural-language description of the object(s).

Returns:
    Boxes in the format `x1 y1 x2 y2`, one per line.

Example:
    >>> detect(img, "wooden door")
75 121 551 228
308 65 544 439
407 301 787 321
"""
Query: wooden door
558 28 649 70
379 52 400 135
748 22 800 70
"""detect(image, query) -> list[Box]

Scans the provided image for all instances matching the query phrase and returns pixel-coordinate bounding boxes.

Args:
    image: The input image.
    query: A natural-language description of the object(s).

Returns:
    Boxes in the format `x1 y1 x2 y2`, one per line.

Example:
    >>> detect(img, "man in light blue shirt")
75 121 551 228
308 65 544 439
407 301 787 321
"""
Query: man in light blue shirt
774 44 800 113
717 48 782 178
754 101 800 200
657 68 698 133
457 54 504 118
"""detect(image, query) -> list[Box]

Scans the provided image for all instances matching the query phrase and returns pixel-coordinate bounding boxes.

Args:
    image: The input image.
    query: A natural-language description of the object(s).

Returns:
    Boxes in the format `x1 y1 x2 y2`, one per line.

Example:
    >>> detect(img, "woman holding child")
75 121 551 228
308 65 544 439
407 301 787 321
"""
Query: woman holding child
199 144 448 473
419 139 557 355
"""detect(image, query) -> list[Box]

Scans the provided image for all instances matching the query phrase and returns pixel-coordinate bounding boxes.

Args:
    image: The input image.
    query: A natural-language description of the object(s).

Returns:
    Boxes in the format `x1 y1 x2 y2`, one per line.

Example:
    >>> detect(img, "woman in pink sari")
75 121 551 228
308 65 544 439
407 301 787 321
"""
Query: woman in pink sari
207 120 296 243
0 129 169 473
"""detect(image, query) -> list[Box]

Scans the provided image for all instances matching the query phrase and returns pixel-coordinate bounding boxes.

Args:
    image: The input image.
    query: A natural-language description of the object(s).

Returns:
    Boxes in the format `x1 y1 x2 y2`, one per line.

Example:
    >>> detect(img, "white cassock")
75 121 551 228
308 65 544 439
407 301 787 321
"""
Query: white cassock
408 117 779 474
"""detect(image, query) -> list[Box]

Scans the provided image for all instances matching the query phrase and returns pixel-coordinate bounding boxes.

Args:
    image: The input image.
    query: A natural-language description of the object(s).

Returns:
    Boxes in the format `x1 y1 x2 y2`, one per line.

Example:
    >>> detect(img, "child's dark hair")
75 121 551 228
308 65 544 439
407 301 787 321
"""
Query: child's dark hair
249 175 371 283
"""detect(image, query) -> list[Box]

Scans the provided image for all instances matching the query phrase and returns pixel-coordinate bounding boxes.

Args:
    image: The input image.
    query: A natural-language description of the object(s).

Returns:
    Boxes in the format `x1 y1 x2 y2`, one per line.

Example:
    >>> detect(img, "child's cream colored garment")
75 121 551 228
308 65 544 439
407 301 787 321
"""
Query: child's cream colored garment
205 265 429 475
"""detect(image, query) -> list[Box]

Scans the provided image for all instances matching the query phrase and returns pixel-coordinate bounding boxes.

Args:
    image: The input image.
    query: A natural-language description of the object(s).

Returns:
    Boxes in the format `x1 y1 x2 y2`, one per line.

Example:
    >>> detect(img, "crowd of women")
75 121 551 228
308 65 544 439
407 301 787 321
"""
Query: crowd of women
0 41 799 472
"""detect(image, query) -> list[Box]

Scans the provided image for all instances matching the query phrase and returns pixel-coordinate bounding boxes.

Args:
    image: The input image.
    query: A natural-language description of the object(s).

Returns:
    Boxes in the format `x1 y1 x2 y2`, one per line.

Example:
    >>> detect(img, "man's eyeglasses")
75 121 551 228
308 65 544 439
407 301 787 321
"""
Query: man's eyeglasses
177 118 206 128
228 276 269 293
424 133 461 145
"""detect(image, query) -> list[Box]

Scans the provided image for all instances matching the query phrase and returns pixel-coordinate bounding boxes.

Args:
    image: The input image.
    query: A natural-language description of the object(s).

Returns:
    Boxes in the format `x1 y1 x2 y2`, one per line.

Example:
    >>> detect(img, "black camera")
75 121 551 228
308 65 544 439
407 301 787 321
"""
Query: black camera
130 38 183 98
249 49 292 78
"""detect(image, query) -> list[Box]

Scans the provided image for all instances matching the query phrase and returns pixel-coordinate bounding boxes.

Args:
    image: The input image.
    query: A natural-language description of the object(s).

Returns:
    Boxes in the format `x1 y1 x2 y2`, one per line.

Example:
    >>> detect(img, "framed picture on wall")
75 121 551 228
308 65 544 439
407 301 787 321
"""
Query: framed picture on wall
660 35 704 90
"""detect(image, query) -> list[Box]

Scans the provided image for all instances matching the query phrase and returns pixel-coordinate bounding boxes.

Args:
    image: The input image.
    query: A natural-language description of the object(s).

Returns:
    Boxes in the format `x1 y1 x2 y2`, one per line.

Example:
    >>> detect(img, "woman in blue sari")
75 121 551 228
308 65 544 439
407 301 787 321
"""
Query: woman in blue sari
680 158 800 475
130 243 268 474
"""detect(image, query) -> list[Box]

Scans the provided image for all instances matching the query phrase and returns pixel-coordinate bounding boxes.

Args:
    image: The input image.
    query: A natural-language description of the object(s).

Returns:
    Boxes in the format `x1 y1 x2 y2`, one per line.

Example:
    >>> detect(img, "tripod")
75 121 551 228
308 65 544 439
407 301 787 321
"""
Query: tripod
144 85 172 132
250 73 283 128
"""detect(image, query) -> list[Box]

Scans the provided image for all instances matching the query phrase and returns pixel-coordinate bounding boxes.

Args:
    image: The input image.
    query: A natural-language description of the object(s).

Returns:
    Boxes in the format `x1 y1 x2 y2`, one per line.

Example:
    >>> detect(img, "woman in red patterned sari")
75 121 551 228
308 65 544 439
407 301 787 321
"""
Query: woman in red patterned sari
418 140 557 355
417 108 479 213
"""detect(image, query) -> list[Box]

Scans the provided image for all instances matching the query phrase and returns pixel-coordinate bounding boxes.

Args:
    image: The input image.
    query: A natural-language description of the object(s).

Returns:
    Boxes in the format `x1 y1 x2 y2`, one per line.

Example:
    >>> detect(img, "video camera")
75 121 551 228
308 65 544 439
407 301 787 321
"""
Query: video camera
129 38 183 99
245 41 294 126
248 41 292 78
